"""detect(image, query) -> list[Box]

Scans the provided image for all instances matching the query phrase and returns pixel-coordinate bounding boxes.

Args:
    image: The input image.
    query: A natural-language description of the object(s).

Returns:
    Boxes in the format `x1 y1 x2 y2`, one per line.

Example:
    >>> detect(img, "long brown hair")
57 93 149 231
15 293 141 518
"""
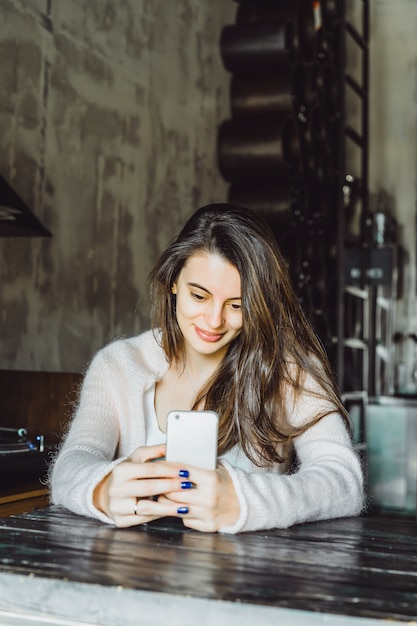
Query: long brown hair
149 203 350 466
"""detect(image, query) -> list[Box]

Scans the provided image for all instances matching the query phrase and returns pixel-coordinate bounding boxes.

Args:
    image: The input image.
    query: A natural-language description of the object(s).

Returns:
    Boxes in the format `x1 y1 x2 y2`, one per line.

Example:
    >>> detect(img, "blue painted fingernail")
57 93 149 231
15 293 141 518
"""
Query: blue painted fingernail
178 469 189 478
177 506 189 514
181 481 192 489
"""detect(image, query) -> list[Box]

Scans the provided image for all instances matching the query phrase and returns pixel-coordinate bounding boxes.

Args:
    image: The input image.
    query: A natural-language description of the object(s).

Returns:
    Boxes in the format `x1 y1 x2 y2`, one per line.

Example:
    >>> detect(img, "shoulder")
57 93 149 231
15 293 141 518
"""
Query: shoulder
88 329 168 379
283 360 339 428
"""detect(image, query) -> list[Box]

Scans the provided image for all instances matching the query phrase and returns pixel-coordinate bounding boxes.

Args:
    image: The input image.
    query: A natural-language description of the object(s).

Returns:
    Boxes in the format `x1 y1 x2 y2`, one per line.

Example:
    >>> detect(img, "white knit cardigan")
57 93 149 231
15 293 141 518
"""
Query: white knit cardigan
50 330 364 533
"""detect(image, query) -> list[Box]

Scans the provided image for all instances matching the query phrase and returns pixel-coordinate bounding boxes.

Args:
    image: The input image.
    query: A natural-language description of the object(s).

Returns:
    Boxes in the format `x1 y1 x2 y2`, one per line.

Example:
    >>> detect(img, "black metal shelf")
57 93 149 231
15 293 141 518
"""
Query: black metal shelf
336 0 370 400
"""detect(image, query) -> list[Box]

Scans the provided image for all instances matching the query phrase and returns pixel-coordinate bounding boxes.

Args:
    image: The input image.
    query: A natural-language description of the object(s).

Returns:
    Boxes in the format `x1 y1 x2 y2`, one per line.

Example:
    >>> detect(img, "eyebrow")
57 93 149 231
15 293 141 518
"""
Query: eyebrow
187 282 241 301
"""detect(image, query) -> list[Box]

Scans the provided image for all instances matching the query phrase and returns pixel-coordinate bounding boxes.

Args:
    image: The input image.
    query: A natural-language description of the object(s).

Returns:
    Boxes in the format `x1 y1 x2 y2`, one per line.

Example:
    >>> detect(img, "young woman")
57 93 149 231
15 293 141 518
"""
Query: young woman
50 203 364 533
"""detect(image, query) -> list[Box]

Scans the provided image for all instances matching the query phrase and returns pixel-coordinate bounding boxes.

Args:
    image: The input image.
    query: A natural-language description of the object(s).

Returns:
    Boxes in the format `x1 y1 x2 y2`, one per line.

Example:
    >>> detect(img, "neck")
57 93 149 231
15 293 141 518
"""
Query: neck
185 351 223 377
179 349 224 392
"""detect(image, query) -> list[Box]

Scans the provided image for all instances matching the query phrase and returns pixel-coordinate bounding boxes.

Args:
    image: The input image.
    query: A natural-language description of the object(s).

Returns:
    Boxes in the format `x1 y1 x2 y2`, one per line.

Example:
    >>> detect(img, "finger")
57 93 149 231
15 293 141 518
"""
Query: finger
111 458 184 485
135 495 192 520
129 443 166 463
164 470 218 507
106 494 167 528
182 517 218 533
113 509 165 528
108 495 140 518
110 476 188 500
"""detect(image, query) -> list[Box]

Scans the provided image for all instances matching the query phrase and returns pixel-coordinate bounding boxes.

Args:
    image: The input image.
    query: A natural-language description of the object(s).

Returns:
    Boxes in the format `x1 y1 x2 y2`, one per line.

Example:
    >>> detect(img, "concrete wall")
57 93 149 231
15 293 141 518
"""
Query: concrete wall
2 0 417 381
0 0 235 373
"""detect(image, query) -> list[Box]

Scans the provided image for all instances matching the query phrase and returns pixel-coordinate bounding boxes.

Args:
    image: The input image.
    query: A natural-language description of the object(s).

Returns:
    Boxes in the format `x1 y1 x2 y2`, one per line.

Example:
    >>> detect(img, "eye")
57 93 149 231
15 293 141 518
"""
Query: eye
230 302 242 311
191 292 206 302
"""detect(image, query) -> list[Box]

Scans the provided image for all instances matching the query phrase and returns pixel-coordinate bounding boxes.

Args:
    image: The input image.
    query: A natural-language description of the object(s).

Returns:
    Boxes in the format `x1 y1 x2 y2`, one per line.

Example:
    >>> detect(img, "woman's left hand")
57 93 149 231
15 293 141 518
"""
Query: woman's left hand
159 464 240 532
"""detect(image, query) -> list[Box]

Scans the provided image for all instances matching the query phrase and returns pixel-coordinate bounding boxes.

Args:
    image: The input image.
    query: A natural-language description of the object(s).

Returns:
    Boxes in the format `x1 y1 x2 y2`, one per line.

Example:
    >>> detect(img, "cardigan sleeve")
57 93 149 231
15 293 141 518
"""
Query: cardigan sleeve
219 372 365 534
49 348 129 523
219 412 364 533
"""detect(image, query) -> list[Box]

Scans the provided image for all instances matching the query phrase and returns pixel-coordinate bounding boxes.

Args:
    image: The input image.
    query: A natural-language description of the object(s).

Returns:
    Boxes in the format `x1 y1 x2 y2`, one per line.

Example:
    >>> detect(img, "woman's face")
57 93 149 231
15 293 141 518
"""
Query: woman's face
172 252 243 361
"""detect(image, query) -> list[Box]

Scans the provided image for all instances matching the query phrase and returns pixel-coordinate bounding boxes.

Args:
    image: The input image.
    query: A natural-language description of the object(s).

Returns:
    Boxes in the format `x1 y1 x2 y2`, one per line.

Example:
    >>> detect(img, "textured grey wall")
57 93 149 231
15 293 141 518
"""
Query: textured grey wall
0 0 235 373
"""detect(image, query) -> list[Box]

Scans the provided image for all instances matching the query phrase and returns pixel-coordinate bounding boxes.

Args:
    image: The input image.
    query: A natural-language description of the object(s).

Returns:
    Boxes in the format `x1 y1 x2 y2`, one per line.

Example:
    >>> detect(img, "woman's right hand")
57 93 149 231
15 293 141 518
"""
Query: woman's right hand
93 444 189 527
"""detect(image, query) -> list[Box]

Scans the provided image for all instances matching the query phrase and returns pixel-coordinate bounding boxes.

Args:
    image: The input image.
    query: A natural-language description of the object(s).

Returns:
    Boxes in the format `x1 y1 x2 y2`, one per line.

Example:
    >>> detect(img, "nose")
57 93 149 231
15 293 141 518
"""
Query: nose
207 302 224 329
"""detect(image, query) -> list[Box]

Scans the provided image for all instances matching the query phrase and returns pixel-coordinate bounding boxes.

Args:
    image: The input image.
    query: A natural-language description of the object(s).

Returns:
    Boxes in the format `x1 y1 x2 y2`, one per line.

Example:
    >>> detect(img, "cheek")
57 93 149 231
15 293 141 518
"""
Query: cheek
176 296 200 318
229 314 243 332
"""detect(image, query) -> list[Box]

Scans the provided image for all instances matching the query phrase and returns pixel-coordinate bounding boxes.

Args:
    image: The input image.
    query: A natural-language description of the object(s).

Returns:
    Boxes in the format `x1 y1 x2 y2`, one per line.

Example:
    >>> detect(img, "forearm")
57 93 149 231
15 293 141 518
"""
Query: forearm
50 448 125 523
219 416 364 534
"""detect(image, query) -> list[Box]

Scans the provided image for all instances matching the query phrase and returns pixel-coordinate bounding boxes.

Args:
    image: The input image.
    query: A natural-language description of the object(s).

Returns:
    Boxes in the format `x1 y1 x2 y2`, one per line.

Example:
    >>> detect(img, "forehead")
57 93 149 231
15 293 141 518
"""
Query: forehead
180 252 241 293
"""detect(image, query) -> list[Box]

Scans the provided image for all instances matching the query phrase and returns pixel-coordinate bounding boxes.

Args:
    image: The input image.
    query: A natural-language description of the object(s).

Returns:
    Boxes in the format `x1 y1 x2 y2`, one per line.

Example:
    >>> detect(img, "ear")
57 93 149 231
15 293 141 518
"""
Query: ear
171 284 177 295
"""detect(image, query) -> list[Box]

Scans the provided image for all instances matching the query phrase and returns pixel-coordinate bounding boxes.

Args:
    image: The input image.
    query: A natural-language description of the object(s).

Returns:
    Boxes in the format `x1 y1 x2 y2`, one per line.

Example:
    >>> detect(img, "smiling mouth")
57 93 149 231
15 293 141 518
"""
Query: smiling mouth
194 326 225 342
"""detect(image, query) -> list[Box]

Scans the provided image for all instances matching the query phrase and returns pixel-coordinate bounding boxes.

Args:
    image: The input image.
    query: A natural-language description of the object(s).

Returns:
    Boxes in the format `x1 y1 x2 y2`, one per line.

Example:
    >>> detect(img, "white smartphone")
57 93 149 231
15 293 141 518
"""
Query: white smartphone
165 410 219 470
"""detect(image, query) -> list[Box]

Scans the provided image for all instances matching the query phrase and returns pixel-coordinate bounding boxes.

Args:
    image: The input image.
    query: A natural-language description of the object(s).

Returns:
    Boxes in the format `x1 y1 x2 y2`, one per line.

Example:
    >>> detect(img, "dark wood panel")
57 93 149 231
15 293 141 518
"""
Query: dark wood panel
0 506 416 622
0 488 49 518
0 370 83 447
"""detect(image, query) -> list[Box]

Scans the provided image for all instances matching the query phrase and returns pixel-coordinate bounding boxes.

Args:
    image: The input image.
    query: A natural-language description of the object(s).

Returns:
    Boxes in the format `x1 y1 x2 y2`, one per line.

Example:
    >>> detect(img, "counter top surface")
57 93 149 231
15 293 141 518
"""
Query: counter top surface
0 506 416 625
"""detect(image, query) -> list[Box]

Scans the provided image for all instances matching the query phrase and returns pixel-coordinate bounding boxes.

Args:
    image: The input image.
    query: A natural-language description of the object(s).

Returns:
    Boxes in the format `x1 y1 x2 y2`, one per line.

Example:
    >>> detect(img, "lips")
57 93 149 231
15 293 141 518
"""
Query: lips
194 325 225 343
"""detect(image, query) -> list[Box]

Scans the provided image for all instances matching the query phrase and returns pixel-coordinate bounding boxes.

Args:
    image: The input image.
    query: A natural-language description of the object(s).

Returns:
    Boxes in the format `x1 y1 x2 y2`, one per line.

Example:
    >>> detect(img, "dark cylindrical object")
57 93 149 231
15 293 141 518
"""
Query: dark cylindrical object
231 70 294 119
230 62 313 119
218 116 300 183
236 0 316 63
221 23 295 73
228 179 308 263
228 177 306 219
236 0 297 25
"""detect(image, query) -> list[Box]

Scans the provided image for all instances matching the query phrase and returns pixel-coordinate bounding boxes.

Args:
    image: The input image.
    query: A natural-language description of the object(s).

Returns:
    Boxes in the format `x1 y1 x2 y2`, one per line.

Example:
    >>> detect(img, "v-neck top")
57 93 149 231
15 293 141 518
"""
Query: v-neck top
144 384 165 445
144 383 254 471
